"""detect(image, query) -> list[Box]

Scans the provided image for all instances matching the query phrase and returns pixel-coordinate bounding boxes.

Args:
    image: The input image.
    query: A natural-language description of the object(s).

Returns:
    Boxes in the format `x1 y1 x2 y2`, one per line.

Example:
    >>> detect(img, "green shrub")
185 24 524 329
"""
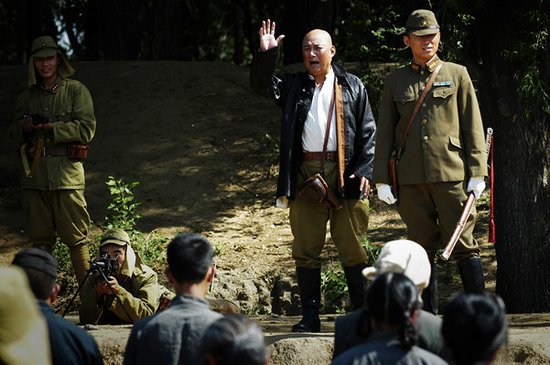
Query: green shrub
104 176 142 234
321 263 348 313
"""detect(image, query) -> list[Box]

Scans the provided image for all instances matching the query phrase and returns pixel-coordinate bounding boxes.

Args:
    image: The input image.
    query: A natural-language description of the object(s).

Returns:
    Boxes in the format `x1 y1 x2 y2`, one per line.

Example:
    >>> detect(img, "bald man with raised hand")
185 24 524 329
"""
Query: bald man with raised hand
250 19 376 332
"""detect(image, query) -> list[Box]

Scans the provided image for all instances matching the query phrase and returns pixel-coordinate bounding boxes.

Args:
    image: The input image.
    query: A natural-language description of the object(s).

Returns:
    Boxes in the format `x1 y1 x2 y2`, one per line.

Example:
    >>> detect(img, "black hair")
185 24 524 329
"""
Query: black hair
16 266 55 300
442 292 508 364
365 272 420 349
12 248 57 300
200 314 267 365
166 233 214 284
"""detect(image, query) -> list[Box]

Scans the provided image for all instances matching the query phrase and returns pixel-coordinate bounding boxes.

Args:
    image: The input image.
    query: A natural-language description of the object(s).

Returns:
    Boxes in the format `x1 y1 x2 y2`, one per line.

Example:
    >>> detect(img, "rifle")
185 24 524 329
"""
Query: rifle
441 128 494 261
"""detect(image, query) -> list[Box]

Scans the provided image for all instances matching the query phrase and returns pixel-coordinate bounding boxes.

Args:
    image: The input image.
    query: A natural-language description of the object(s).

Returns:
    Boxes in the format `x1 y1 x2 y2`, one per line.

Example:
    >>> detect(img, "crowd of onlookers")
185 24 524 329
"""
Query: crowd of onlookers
0 232 508 365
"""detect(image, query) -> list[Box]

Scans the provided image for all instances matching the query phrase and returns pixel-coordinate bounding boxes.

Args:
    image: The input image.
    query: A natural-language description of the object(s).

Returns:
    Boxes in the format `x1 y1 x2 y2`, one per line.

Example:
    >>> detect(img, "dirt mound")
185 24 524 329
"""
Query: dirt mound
2 61 549 364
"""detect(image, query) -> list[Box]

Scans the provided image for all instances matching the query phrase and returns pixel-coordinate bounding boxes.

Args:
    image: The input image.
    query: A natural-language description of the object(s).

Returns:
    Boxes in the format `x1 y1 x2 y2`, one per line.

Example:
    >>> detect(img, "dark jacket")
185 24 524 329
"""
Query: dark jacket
333 308 450 362
39 302 103 365
250 47 376 199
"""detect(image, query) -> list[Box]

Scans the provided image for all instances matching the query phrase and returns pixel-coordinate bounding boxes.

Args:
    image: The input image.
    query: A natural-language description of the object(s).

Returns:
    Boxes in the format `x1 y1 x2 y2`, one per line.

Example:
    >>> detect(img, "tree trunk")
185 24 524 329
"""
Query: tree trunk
152 0 182 60
477 1 550 313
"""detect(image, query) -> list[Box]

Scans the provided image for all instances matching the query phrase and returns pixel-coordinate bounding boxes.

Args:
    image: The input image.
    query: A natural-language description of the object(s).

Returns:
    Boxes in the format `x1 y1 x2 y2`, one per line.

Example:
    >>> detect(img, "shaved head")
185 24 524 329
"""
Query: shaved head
302 29 333 47
301 29 336 84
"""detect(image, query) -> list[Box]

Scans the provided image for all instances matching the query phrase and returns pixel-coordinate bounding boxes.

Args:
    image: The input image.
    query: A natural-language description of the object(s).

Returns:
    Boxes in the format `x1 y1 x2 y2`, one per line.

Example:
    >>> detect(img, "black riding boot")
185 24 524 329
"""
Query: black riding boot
458 257 485 293
344 264 367 310
292 267 321 333
421 261 439 315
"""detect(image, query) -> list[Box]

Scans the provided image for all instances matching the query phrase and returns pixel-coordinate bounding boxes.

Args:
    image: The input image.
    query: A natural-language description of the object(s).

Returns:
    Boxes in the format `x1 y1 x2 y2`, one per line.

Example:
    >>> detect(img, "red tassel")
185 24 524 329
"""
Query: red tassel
488 136 496 243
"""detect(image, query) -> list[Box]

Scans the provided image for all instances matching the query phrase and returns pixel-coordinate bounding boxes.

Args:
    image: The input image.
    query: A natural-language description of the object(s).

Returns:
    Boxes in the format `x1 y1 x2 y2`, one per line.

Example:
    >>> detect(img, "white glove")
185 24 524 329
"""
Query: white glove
376 184 397 205
467 177 486 199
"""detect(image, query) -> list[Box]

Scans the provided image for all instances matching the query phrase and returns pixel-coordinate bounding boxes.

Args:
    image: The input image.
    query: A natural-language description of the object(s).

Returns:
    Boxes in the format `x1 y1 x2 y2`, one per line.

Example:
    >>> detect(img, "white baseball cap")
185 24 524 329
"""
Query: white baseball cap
362 240 431 291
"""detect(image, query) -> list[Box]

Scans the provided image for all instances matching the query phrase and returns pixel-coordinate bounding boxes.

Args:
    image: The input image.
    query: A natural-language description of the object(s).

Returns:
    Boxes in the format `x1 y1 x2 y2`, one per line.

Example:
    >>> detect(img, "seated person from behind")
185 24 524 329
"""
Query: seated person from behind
200 314 269 365
331 272 447 365
79 228 159 324
333 240 447 360
442 291 508 365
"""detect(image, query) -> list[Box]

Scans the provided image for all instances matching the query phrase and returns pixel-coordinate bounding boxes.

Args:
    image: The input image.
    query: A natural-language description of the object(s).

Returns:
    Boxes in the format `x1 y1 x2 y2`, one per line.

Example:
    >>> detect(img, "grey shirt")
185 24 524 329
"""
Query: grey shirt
333 309 448 361
123 294 222 365
331 331 448 365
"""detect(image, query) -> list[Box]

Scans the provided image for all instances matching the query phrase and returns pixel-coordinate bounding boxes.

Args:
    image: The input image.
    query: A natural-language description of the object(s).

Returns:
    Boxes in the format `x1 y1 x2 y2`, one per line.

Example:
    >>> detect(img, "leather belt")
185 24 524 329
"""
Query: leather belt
42 145 68 157
303 151 337 161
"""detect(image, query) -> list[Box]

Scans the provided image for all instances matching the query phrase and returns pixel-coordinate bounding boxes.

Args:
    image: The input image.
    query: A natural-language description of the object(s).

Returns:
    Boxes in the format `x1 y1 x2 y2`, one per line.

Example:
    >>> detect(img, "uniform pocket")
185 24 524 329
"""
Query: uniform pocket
433 86 455 99
449 136 463 150
394 92 415 104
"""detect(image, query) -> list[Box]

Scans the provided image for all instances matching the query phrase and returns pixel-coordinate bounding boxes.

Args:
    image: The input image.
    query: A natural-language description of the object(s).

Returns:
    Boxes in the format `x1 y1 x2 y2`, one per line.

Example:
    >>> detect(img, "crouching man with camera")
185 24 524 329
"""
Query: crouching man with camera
79 228 160 325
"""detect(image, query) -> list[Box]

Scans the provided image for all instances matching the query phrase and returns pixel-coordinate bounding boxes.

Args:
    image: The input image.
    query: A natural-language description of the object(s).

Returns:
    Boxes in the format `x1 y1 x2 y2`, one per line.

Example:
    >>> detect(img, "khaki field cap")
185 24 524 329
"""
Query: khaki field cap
406 9 440 36
362 239 431 291
100 228 131 247
31 35 58 57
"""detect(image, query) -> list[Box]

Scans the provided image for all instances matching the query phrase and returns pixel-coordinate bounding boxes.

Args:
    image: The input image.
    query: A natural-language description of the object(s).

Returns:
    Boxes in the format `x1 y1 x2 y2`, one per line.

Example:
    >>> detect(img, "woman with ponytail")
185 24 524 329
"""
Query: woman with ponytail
331 272 448 365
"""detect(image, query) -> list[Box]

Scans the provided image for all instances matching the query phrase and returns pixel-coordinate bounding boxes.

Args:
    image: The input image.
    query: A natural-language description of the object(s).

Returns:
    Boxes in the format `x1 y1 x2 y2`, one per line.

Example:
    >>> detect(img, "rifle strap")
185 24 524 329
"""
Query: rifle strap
395 61 443 160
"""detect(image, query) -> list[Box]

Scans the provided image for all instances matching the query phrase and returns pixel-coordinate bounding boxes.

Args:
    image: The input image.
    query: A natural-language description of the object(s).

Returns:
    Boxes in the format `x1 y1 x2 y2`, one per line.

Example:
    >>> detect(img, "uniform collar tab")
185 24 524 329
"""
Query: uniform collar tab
410 55 441 74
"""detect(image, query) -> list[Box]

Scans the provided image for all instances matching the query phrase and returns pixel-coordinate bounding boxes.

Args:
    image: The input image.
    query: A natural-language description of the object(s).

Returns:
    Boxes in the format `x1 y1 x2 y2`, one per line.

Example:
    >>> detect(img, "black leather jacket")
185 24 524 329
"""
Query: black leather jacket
250 47 376 199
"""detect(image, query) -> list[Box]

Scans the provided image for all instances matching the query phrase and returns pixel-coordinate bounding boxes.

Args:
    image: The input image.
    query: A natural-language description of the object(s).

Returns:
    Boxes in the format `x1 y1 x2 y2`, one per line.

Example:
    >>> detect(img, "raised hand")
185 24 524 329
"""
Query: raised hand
259 19 285 51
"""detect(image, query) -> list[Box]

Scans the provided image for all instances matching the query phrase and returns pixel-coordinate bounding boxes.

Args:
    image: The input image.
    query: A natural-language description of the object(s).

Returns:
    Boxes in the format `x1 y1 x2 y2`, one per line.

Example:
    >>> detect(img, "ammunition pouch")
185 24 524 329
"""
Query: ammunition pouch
298 173 342 210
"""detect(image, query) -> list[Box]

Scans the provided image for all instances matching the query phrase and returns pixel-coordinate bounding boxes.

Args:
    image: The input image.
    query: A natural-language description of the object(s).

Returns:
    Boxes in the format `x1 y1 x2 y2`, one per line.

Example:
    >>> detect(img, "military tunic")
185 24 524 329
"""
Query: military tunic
10 76 96 283
373 56 487 260
79 263 160 324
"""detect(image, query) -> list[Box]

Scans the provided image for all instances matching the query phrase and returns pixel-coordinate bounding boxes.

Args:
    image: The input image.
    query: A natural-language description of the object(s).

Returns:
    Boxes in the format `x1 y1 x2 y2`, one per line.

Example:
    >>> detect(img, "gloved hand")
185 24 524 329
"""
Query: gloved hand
376 184 397 205
467 177 486 199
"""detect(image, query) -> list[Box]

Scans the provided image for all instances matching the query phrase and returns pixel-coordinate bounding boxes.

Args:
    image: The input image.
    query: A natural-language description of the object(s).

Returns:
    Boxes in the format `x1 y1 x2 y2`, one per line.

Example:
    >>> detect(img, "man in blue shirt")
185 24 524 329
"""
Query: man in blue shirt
12 247 103 365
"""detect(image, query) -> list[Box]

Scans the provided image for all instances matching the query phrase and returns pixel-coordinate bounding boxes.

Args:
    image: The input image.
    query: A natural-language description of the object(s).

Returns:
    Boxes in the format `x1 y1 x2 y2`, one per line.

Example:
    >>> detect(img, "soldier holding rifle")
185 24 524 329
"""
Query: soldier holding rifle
373 10 487 314
9 35 96 285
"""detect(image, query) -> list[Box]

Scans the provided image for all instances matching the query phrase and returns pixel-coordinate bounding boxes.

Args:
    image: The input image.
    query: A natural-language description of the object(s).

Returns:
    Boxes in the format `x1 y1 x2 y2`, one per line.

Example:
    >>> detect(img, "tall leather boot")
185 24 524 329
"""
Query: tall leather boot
458 257 485 293
292 267 321 333
343 264 367 310
421 261 439 315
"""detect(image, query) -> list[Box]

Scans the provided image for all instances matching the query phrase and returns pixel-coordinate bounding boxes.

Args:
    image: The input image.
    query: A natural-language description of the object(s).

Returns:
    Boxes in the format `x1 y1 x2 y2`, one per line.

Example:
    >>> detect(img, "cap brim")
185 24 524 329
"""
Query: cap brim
33 49 57 58
362 266 378 279
411 28 440 36
100 238 127 247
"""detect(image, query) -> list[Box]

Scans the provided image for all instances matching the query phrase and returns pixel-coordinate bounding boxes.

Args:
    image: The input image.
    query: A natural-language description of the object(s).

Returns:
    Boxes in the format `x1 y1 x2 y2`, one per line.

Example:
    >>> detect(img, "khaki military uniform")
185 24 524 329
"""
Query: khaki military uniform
79 263 160 324
373 56 487 260
79 229 160 324
10 75 96 284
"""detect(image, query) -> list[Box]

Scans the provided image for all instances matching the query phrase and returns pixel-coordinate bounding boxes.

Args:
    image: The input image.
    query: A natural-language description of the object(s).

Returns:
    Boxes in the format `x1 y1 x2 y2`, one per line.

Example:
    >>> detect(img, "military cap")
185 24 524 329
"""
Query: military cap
406 9 440 36
12 247 58 279
31 35 58 58
100 228 131 247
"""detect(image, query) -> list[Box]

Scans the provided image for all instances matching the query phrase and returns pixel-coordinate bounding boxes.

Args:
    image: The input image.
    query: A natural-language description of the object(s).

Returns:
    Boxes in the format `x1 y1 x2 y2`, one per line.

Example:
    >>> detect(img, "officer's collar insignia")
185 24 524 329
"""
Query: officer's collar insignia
410 61 421 73
41 83 59 94
426 56 441 72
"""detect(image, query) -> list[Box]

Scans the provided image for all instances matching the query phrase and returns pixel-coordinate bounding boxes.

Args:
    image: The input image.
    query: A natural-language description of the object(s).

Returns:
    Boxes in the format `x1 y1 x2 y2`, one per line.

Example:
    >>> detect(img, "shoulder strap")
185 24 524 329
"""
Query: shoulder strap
320 80 336 176
396 61 443 159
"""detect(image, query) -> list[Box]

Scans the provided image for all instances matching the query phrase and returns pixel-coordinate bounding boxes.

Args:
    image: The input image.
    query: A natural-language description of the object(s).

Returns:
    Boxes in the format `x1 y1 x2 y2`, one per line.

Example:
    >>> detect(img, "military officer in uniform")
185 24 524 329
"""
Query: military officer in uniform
373 10 487 314
9 35 96 285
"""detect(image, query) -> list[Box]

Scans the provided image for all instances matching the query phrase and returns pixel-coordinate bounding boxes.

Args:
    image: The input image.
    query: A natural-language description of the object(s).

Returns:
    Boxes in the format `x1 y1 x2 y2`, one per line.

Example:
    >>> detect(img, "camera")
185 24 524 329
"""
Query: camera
90 257 119 276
